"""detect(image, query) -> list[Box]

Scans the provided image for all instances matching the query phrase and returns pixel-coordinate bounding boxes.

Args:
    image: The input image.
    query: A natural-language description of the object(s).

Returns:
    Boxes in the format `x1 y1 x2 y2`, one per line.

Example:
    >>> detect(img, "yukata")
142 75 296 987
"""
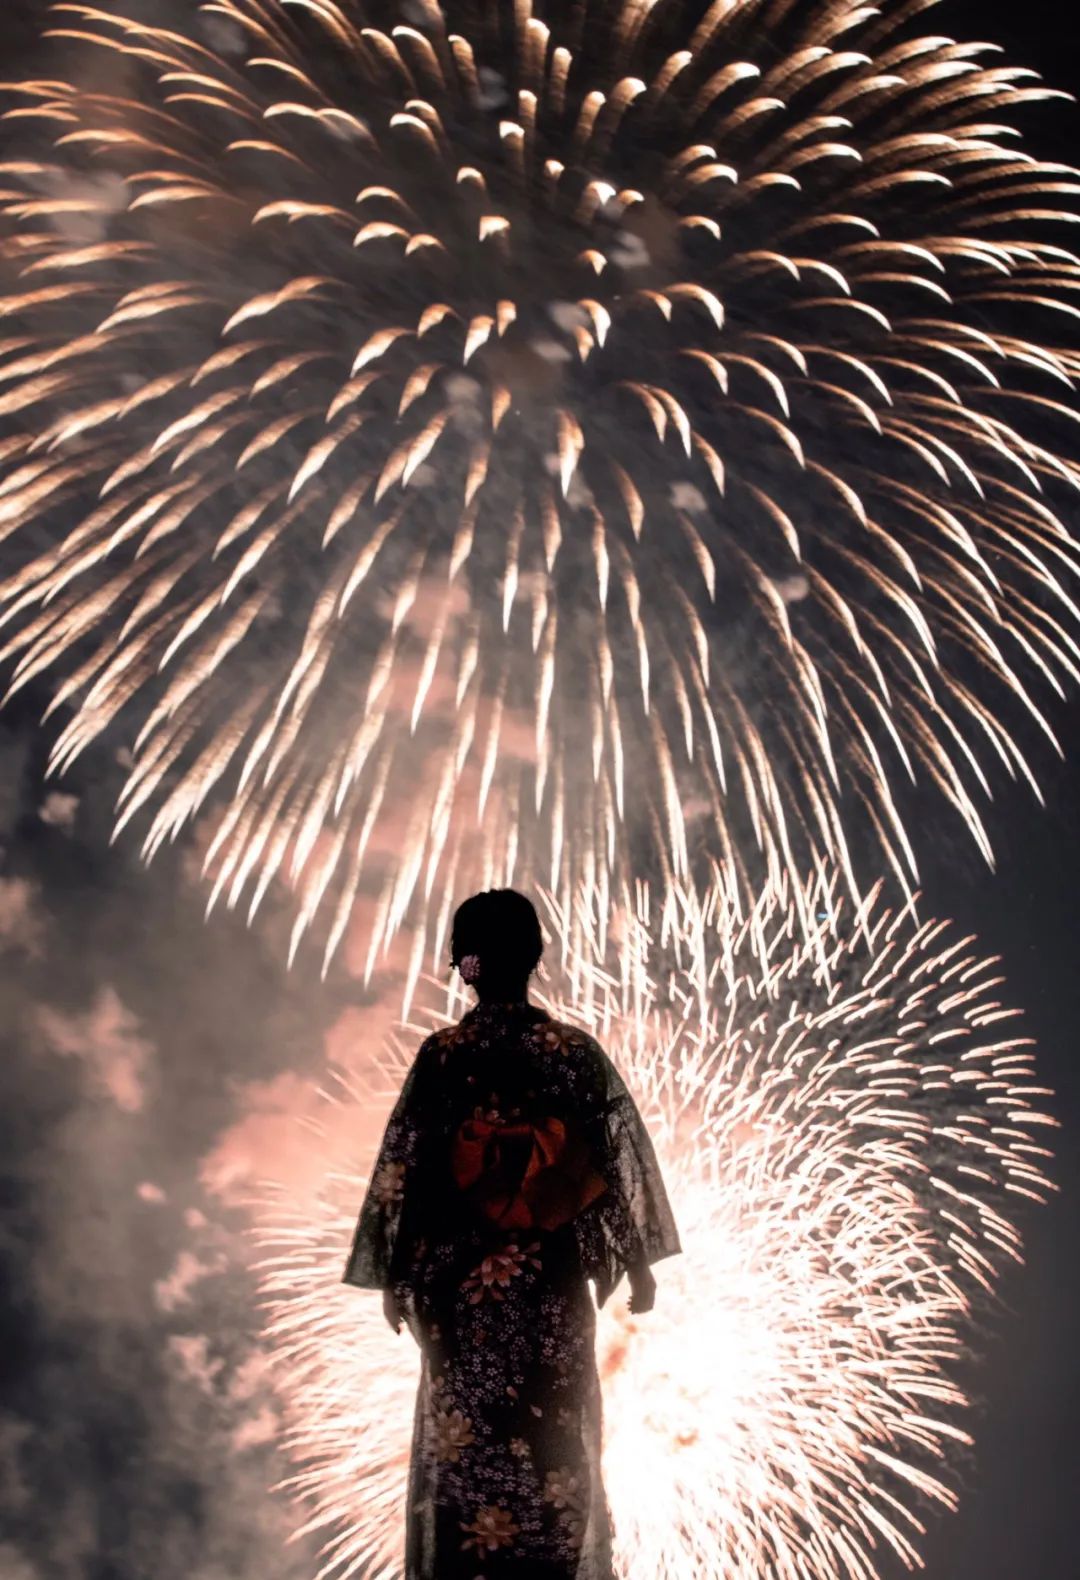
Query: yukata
343 1000 681 1579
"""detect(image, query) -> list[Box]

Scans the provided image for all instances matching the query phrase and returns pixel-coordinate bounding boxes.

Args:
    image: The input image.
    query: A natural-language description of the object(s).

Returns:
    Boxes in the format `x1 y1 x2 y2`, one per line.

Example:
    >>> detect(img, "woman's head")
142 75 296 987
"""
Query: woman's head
450 889 544 1002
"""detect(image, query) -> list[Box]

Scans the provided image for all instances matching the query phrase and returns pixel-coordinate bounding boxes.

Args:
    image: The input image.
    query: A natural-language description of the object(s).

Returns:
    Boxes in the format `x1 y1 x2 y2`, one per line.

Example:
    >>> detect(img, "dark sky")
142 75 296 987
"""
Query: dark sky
880 4 1080 1572
912 761 1080 1579
1 3 1079 1579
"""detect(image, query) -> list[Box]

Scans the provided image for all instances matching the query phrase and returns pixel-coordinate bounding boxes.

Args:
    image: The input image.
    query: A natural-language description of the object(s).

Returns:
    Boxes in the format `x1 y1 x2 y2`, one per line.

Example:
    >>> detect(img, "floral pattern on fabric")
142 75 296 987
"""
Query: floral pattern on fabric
545 1467 589 1550
463 1240 543 1303
432 1378 476 1464
371 1159 406 1207
343 1001 681 1579
460 1504 520 1553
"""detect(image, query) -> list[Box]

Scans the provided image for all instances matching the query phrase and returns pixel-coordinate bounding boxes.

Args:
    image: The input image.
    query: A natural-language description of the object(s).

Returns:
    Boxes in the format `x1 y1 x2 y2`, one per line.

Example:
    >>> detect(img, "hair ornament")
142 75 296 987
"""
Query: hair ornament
459 953 482 984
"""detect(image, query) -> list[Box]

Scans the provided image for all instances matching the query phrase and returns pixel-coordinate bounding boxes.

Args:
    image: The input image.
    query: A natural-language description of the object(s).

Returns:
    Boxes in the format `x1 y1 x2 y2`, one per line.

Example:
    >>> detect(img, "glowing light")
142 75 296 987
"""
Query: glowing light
254 877 1054 1580
1 2 1079 968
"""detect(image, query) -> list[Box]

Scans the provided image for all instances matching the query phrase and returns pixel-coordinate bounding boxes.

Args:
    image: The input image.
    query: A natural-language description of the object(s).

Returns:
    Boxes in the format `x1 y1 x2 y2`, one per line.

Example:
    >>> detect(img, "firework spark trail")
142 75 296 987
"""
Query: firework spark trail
0 0 1079 969
253 876 1054 1580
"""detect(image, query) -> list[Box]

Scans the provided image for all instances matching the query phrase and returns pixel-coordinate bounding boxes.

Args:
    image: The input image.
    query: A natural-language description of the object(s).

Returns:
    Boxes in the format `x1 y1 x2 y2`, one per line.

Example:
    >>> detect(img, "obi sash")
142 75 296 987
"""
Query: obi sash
450 1110 608 1232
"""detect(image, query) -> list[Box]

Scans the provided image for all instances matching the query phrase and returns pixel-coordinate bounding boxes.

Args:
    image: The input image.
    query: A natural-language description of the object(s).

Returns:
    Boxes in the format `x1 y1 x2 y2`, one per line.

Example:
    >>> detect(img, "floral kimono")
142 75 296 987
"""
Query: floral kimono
343 1001 681 1579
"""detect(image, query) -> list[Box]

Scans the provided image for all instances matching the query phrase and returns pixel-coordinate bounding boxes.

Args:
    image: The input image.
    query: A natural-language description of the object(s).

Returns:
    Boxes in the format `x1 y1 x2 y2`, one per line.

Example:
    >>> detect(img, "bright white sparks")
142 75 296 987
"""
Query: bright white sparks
253 878 1054 1580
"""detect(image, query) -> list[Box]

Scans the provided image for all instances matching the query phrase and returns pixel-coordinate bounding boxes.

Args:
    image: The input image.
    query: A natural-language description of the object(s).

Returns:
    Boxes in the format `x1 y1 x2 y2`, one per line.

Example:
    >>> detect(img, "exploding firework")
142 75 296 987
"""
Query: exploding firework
1 0 1079 971
254 877 1053 1580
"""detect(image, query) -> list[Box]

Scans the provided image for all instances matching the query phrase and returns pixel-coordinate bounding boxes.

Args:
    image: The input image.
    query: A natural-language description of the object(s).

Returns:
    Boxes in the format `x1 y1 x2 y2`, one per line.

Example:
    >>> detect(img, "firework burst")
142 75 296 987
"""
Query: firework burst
1 0 1080 970
254 877 1053 1580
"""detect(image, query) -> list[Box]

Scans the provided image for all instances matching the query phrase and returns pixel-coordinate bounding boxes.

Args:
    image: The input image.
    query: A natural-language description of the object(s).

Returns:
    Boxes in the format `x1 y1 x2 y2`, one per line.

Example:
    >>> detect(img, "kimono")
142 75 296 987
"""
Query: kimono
343 1000 681 1579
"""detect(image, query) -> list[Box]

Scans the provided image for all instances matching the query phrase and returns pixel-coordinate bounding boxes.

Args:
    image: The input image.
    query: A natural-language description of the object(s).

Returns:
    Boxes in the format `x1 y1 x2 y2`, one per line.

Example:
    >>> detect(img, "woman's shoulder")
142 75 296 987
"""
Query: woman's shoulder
533 1015 606 1064
414 1008 517 1064
416 1021 473 1066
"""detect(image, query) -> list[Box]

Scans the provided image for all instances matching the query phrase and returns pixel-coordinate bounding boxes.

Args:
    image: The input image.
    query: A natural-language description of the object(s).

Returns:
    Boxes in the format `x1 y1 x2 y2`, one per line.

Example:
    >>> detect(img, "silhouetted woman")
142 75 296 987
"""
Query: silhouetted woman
343 888 681 1577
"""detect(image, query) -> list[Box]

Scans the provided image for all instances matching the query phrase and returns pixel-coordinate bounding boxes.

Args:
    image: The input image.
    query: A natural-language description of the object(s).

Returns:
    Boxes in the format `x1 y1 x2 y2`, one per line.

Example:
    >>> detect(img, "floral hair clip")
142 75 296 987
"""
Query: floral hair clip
458 953 482 984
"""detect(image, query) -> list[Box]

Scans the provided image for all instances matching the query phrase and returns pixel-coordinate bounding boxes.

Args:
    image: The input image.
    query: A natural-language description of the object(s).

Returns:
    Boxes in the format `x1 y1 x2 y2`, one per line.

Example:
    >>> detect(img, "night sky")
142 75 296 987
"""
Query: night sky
1 3 1079 1579
853 4 1080 1569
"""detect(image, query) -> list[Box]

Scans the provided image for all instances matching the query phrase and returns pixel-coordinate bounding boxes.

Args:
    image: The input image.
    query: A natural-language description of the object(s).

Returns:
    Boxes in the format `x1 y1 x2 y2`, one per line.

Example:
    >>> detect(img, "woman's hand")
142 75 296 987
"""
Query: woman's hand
382 1287 403 1334
628 1262 656 1315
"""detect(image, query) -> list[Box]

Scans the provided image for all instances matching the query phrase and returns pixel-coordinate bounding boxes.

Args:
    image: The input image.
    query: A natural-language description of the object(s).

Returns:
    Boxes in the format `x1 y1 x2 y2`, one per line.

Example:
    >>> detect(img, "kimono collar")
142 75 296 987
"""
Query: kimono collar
460 1000 550 1028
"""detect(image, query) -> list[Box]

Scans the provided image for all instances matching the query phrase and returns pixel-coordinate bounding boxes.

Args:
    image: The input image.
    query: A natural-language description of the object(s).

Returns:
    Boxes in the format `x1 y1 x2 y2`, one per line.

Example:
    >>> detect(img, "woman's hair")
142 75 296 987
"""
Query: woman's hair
450 889 544 996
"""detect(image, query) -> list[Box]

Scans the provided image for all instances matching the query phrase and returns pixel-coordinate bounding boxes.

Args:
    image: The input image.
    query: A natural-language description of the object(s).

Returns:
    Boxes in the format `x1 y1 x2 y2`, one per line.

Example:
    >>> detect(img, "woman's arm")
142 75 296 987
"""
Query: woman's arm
342 1037 436 1292
573 1036 682 1308
627 1247 657 1314
382 1287 403 1333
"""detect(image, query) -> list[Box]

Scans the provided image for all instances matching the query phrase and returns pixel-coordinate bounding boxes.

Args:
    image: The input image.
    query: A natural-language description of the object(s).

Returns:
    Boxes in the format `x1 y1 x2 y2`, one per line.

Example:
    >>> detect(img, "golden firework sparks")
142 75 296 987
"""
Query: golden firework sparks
0 1 1079 969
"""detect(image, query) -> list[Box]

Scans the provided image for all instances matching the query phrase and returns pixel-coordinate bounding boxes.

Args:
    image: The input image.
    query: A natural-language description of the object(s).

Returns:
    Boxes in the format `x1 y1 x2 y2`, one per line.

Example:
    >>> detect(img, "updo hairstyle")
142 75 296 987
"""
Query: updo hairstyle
450 889 544 999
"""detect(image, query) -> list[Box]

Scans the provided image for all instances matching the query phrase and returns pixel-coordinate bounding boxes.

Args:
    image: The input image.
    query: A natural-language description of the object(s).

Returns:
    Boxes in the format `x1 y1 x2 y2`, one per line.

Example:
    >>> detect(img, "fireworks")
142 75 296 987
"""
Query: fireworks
254 878 1054 1580
1 0 1079 969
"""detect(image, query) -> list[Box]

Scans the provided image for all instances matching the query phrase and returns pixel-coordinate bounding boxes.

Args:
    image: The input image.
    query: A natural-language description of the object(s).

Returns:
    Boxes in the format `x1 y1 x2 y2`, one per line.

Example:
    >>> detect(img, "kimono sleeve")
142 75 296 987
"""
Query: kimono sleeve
575 1038 682 1306
341 1037 436 1291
